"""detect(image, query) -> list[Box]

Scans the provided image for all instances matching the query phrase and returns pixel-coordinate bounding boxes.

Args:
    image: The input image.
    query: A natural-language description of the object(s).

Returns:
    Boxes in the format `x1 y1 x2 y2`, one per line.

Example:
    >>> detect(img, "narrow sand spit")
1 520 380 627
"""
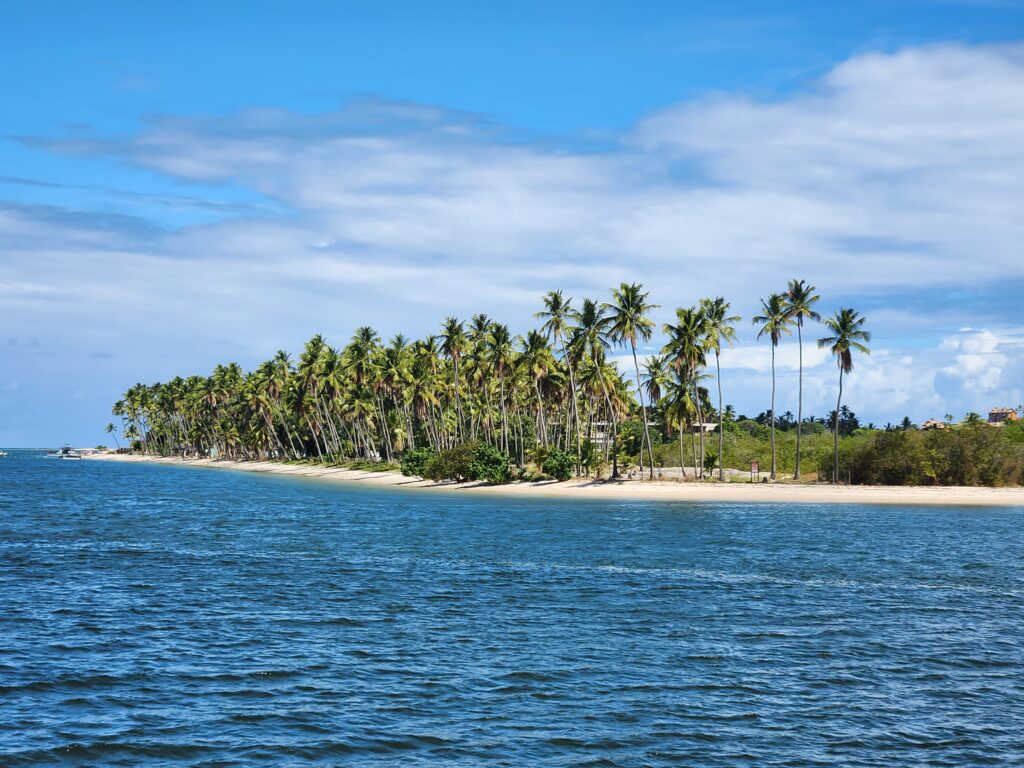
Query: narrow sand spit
84 453 1024 507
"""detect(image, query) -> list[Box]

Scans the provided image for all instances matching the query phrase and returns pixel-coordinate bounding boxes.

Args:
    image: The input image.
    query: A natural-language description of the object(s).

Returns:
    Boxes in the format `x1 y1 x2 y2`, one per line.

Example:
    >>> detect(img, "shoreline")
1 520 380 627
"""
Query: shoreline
84 453 1024 507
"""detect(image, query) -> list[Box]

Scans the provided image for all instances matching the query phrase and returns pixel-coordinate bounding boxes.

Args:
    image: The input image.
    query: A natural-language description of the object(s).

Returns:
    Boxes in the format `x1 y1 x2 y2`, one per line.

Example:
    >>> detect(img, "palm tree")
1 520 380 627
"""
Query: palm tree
817 308 871 484
784 280 821 480
105 422 120 450
440 317 466 440
662 307 707 477
487 323 515 453
752 293 791 480
641 355 671 408
535 290 582 468
570 298 618 477
700 297 740 481
603 283 659 479
519 330 556 445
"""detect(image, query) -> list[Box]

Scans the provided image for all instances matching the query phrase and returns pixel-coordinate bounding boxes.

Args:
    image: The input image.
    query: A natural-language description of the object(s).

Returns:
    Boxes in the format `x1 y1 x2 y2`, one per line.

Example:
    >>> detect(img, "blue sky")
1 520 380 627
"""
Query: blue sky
3 1 1024 446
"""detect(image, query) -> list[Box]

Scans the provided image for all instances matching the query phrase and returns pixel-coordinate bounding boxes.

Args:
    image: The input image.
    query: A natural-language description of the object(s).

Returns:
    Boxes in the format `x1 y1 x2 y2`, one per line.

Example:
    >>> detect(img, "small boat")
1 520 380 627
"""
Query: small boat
47 445 82 459
0 450 7 457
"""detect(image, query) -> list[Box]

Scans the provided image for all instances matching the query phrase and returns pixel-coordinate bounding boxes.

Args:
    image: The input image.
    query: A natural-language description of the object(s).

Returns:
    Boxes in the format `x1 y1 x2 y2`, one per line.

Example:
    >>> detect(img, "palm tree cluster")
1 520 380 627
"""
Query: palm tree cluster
113 282 868 483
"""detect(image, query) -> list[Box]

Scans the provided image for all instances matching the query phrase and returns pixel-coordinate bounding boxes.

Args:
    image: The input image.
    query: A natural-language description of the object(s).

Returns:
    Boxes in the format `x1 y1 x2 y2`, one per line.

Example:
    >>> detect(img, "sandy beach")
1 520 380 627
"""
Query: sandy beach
85 453 1024 507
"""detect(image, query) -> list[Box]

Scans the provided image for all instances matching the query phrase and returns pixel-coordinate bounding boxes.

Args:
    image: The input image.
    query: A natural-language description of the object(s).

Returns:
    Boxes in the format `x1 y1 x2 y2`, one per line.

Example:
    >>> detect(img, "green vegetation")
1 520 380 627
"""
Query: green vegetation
400 447 436 478
839 424 1024 486
419 442 514 484
109 279 1023 487
541 448 575 481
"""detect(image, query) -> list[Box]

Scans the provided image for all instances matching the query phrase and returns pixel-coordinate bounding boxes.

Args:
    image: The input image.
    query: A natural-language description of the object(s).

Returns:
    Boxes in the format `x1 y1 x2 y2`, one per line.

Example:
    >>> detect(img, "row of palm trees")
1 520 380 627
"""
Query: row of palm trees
111 282 870 483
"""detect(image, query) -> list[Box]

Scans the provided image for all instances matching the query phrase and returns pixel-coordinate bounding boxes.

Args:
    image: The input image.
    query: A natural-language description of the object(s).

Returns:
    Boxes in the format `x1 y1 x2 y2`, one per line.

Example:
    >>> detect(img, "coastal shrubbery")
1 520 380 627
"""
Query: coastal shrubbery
839 426 1024 487
400 447 436 478
541 448 574 481
468 444 515 484
416 442 514 484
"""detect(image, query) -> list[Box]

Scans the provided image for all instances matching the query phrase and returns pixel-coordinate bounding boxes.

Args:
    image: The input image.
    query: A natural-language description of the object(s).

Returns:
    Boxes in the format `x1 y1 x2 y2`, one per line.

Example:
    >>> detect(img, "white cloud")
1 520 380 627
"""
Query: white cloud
938 327 1024 397
4 43 1024 441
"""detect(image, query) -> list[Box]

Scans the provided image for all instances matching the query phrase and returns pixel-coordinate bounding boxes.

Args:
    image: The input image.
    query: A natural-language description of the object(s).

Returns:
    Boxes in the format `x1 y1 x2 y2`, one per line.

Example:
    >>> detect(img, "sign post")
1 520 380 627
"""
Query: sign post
750 460 759 483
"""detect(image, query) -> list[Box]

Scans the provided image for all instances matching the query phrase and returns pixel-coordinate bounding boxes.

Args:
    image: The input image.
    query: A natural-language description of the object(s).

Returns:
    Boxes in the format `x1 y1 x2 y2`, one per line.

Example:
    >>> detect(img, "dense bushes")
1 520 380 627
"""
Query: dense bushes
407 442 514 484
841 426 1024 487
468 443 514 484
402 423 1024 487
542 448 574 481
400 447 436 477
420 443 477 481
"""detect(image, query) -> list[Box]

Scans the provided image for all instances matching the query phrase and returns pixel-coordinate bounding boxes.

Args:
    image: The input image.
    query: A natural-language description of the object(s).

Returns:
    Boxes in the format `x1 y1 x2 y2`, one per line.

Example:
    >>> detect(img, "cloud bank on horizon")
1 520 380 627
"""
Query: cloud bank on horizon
2 42 1023 444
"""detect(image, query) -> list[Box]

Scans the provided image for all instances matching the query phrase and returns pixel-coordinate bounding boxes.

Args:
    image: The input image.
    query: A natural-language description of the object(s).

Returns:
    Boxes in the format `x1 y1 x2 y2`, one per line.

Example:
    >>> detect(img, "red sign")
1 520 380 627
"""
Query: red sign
751 461 759 472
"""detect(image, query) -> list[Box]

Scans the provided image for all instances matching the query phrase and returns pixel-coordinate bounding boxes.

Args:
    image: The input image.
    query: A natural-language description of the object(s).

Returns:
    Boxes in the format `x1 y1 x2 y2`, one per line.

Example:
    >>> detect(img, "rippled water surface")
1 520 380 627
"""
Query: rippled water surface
2 451 1023 766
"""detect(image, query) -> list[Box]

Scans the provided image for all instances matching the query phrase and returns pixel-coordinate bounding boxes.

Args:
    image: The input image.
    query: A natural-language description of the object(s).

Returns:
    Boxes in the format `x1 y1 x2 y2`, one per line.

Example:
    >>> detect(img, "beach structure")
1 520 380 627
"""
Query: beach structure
988 407 1018 425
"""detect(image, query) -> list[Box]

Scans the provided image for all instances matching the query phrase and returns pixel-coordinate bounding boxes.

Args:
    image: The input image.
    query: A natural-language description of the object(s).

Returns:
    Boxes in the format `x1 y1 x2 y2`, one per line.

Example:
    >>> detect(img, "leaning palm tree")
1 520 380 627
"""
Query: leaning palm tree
784 280 821 480
818 308 871 484
105 422 121 450
700 297 740 481
603 283 659 479
752 293 791 480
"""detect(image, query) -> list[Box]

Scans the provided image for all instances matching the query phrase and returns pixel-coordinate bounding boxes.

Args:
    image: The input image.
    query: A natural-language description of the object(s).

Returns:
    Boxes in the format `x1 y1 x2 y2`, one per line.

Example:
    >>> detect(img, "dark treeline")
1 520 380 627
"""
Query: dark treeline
110 280 901 484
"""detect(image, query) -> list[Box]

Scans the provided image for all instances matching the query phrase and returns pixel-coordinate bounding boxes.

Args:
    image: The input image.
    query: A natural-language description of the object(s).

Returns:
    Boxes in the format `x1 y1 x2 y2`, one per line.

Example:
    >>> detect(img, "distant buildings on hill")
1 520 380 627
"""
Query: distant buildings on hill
921 407 1020 431
988 407 1019 425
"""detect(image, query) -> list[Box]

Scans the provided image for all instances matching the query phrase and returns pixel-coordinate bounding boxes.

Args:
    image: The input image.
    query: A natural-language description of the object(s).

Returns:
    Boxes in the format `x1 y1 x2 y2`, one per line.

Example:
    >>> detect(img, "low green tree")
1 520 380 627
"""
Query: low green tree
542 448 574 481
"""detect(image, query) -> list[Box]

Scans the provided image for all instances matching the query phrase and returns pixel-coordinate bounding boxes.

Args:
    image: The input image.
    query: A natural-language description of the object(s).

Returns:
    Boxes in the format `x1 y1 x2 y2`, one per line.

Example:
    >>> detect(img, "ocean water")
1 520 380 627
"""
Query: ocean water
1 451 1022 766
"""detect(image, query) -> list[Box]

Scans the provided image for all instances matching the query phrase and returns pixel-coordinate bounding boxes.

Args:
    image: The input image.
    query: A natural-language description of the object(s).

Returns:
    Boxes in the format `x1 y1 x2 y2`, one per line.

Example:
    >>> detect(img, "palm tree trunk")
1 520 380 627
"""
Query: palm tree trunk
630 342 655 480
598 378 619 478
694 371 706 480
795 321 803 480
770 344 777 480
690 418 698 480
453 356 464 441
563 342 583 474
833 366 843 484
716 350 725 481
533 378 547 446
499 375 509 453
678 428 686 480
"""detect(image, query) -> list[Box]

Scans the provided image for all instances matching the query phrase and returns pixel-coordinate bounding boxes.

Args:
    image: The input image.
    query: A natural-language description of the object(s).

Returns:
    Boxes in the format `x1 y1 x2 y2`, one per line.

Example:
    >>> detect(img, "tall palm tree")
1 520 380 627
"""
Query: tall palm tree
662 307 707 477
487 323 515 453
818 308 871 484
700 297 740 481
535 290 582 468
105 422 120 450
604 283 659 479
752 293 791 480
784 280 821 480
570 298 618 477
440 317 466 440
519 330 556 446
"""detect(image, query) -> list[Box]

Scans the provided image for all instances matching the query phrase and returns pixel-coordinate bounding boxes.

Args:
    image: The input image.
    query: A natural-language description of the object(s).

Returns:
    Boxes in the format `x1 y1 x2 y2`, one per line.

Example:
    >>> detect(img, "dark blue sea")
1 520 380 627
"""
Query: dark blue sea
1 450 1023 766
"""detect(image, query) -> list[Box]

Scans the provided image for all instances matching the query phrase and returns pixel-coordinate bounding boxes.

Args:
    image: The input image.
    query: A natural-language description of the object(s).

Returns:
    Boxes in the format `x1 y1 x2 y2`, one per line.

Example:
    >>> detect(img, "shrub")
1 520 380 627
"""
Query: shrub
400 446 436 477
469 443 514 484
421 442 514 484
542 447 574 481
838 426 1024 487
423 443 477 482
